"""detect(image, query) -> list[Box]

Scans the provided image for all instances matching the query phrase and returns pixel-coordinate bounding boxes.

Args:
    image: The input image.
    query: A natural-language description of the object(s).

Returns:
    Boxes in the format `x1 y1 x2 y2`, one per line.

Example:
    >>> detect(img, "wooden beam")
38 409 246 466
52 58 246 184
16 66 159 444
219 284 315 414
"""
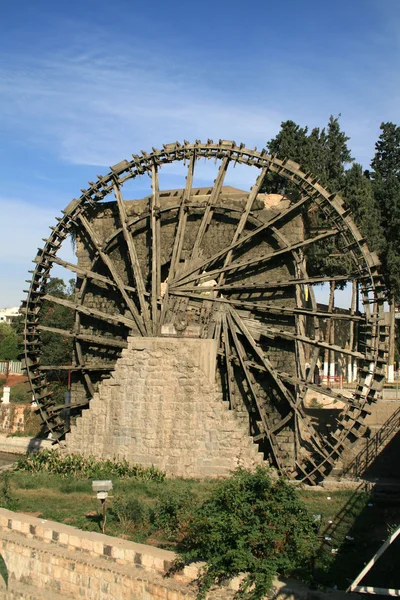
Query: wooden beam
242 316 365 359
172 274 364 293
174 229 339 287
150 164 161 333
220 165 269 286
226 310 282 469
42 294 137 330
78 213 146 335
47 254 139 295
172 194 309 285
37 325 128 348
114 182 151 334
168 291 366 321
191 156 230 259
39 364 114 371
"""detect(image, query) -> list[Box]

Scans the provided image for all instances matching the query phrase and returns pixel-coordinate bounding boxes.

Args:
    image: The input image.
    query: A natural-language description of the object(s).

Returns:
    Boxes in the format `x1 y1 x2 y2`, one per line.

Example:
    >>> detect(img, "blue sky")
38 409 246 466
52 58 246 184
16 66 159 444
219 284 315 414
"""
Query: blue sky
0 0 399 307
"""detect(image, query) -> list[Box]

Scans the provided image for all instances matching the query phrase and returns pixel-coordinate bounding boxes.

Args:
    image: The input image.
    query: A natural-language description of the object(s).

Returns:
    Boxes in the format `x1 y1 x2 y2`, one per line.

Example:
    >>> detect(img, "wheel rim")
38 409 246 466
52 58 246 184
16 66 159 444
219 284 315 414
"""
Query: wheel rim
22 140 388 483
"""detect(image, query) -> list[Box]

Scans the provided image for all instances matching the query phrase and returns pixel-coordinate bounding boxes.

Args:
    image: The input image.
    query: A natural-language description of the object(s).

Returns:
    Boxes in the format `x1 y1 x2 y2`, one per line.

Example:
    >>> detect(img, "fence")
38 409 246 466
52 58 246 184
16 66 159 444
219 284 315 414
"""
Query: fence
0 361 23 376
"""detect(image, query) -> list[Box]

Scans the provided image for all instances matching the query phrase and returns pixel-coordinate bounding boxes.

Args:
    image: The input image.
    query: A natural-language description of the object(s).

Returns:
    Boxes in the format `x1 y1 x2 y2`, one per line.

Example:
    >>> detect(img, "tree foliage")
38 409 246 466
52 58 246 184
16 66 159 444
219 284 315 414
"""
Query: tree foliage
0 322 20 361
175 468 317 600
369 122 400 298
265 116 355 281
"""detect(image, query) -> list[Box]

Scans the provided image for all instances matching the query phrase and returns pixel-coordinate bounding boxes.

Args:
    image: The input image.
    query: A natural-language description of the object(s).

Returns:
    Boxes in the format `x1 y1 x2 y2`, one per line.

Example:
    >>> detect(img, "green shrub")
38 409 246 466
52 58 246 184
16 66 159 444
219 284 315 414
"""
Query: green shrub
0 473 18 511
14 450 165 481
112 495 151 530
173 467 317 600
152 487 198 541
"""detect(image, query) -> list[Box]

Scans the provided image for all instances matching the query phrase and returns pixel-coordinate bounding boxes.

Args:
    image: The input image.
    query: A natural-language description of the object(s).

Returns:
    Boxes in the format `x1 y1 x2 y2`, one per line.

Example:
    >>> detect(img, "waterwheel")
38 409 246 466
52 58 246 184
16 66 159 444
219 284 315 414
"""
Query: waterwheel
22 140 388 483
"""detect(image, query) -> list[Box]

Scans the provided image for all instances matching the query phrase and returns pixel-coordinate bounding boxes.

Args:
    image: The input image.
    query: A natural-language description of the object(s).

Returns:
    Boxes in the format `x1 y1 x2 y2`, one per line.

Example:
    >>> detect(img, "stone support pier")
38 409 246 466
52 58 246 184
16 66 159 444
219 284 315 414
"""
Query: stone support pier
64 337 264 477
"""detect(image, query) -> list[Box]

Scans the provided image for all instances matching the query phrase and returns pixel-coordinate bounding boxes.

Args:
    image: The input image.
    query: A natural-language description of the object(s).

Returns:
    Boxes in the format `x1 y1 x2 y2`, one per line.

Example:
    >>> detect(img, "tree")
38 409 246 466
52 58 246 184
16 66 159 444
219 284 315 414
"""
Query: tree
0 323 19 361
369 122 400 297
175 468 317 600
343 163 384 253
265 116 355 282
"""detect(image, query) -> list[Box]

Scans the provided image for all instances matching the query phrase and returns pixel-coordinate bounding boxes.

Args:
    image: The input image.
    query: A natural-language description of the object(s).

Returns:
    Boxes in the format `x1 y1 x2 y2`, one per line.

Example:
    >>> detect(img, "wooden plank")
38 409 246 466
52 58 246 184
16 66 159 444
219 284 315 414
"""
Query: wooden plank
150 164 161 333
173 274 364 293
42 294 137 329
173 194 309 284
160 154 195 329
78 213 146 335
226 310 282 469
114 182 151 334
48 255 138 294
230 307 331 462
39 364 114 371
174 229 339 287
222 313 237 410
191 156 230 259
221 165 269 275
37 325 128 348
169 154 195 280
168 291 365 321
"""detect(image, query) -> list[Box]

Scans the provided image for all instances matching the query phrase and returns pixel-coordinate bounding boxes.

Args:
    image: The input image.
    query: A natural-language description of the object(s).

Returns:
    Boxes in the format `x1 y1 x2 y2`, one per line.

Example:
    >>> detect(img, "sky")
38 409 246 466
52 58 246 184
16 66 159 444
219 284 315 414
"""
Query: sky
0 0 399 308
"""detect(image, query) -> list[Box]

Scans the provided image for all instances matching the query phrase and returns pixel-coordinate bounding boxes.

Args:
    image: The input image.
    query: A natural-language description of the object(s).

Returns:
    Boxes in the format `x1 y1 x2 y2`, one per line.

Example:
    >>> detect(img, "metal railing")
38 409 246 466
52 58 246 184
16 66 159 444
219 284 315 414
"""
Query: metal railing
344 406 400 478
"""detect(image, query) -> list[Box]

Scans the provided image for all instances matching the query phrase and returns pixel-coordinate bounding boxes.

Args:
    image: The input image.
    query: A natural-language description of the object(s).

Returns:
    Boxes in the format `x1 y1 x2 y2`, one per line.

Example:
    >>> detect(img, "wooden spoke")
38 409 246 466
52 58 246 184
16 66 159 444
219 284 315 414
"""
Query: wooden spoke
169 291 366 321
173 274 364 293
39 364 114 371
150 164 161 333
160 154 195 329
219 165 269 287
42 294 137 330
222 313 237 411
37 325 128 349
191 155 230 259
242 316 365 359
225 310 282 469
173 229 339 288
48 254 139 295
169 154 195 280
78 213 146 335
171 194 309 285
114 182 151 333
230 307 332 460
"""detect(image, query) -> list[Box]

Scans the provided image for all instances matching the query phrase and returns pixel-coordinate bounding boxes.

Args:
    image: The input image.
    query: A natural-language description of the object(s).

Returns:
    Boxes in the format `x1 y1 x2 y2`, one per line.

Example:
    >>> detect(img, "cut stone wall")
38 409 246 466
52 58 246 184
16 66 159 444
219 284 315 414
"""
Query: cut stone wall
64 337 265 477
0 507 350 600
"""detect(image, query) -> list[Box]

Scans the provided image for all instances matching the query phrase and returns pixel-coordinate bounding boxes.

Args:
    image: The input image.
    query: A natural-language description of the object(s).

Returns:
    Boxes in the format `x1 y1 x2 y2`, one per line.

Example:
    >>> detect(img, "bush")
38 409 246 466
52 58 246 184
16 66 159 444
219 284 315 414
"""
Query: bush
152 487 199 541
0 473 18 511
112 495 151 531
14 450 165 482
174 468 317 600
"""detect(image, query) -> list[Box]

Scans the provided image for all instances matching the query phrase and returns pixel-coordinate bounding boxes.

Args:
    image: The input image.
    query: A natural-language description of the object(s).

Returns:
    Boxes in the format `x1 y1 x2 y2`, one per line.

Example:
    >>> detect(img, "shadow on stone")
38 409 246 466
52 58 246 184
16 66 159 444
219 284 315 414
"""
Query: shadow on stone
0 553 8 589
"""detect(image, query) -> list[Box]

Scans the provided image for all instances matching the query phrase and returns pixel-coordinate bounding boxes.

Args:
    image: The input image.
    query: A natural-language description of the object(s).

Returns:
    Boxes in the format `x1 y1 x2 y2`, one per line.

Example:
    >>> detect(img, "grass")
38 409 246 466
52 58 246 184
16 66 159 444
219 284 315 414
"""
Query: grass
0 470 398 591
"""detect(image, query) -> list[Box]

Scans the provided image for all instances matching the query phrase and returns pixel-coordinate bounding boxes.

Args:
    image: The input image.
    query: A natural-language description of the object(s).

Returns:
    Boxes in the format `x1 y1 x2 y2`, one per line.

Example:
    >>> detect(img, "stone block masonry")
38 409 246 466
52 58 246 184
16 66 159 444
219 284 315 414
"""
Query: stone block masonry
0 507 353 600
64 337 265 477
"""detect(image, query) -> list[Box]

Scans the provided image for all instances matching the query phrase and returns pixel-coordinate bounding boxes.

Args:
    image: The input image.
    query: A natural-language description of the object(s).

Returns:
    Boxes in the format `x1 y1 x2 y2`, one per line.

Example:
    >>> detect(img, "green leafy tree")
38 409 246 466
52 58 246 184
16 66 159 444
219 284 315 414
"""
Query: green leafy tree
265 116 355 281
0 322 19 361
369 122 400 297
343 164 384 253
175 468 317 600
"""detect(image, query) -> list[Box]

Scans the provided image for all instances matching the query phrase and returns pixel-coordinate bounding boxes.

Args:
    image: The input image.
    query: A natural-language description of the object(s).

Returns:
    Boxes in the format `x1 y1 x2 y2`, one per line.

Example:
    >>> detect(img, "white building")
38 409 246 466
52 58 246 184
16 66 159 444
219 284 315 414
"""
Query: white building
0 307 20 324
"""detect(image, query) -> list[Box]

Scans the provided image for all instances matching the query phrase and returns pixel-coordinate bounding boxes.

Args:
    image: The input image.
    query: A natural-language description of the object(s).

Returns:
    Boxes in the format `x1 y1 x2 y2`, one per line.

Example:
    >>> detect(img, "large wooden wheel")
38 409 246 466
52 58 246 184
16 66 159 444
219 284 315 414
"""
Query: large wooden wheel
22 140 388 483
